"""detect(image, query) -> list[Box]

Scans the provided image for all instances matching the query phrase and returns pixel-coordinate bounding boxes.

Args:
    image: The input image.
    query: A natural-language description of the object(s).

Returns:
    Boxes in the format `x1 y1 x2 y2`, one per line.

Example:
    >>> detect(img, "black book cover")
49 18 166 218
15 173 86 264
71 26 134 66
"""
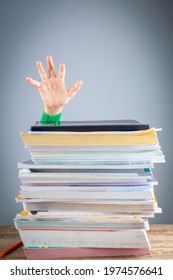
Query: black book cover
30 120 149 132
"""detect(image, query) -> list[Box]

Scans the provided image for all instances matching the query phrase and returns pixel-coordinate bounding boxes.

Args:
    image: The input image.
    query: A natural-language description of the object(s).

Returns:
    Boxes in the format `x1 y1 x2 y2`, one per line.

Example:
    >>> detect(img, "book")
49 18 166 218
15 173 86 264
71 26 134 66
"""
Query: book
31 120 150 132
26 146 164 165
18 159 154 170
18 169 153 184
16 196 161 214
18 229 150 248
24 247 151 259
18 173 156 186
20 128 159 146
19 187 154 200
14 211 149 231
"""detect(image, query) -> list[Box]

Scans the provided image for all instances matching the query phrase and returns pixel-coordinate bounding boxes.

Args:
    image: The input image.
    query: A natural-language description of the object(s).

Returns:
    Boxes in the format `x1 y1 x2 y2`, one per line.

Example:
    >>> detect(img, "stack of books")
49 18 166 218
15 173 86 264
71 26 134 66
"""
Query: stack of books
14 120 165 259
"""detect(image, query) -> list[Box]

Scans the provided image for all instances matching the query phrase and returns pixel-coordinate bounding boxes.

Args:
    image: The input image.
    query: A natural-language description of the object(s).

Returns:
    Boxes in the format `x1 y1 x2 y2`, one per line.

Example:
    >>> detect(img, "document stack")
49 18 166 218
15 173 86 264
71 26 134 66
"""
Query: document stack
14 120 165 259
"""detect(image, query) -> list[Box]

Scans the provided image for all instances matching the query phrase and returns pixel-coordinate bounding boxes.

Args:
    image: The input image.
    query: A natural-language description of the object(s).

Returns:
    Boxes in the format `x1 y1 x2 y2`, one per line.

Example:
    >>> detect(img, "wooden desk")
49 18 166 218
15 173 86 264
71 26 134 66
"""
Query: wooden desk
0 225 173 260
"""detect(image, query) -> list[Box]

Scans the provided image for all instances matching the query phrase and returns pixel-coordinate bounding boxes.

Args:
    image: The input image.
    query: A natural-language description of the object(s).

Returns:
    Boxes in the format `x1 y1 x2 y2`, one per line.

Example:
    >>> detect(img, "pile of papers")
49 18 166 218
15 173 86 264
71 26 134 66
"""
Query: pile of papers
14 120 165 259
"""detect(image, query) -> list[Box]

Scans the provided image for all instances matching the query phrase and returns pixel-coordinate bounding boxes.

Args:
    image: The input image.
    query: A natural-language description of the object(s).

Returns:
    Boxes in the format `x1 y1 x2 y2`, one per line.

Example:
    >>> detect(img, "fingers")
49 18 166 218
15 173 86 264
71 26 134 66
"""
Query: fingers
26 77 41 88
47 55 56 77
68 80 83 97
36 61 47 80
58 63 66 82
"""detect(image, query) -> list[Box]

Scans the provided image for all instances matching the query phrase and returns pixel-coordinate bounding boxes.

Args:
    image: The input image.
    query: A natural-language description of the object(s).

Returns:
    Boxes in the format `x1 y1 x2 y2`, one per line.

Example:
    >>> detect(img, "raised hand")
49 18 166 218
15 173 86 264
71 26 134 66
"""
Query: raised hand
26 55 83 115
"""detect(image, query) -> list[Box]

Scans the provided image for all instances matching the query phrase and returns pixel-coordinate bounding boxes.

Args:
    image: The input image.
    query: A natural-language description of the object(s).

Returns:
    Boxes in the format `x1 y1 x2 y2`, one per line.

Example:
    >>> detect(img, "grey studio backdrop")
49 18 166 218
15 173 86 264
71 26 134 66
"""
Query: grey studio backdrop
0 0 172 224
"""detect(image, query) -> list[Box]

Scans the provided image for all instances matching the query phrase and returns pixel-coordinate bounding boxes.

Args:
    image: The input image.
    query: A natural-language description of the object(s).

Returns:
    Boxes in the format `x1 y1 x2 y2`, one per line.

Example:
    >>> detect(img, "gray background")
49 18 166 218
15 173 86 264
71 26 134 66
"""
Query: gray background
0 0 172 224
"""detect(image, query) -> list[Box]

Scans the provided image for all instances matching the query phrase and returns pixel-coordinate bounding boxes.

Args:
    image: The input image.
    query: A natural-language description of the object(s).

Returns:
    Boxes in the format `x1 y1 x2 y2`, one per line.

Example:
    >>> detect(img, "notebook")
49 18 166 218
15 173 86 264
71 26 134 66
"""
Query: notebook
30 120 150 132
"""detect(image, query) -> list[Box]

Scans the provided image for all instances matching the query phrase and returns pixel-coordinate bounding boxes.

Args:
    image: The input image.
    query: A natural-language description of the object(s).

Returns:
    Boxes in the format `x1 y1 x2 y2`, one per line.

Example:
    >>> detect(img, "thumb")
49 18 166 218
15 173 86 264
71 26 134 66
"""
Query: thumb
68 80 83 98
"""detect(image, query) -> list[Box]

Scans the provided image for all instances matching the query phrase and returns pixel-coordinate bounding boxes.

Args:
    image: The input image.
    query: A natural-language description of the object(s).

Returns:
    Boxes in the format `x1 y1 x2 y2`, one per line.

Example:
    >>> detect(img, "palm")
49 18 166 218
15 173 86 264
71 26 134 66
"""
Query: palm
39 77 70 109
26 55 83 115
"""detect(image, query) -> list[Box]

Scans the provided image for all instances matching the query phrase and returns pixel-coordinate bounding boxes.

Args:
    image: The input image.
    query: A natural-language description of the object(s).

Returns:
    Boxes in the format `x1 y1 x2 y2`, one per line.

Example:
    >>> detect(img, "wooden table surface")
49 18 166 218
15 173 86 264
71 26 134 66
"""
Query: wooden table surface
0 224 173 260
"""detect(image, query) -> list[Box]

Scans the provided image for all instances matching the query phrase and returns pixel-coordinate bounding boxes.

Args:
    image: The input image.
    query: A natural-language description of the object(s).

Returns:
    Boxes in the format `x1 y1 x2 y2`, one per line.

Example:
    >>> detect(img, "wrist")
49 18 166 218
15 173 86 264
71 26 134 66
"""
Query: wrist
44 106 63 115
41 111 62 124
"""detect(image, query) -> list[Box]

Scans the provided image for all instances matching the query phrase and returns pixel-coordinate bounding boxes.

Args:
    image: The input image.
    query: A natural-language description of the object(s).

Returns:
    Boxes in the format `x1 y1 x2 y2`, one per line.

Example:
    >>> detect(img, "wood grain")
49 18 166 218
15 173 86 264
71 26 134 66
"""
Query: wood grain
0 224 173 260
